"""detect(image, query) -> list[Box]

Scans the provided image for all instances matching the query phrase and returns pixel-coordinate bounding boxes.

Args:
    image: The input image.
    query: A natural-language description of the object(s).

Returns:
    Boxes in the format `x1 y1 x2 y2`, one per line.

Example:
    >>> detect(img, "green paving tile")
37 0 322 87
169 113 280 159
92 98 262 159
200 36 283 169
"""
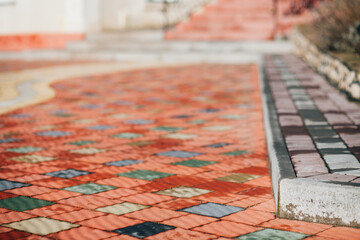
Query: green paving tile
164 133 197 140
117 170 174 181
157 186 212 198
189 120 207 124
127 141 154 146
54 113 73 117
217 173 260 183
171 159 216 167
111 133 143 139
237 228 309 240
67 140 96 146
6 146 43 153
202 125 233 131
219 114 246 120
0 196 54 211
152 126 184 132
69 148 106 154
223 150 248 156
62 183 116 194
10 155 55 163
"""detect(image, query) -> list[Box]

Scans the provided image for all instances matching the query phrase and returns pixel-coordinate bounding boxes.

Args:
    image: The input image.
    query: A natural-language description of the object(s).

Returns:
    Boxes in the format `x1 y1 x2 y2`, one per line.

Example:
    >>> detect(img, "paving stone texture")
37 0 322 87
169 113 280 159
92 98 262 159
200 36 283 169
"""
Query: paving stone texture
0 61 359 239
265 55 360 182
166 0 313 40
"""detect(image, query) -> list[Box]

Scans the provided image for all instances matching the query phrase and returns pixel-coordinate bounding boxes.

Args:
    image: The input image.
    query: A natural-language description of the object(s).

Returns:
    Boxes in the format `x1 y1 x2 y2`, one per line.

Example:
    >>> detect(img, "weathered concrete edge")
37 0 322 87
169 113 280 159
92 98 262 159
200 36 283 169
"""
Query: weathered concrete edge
258 56 296 212
279 178 360 227
259 55 360 227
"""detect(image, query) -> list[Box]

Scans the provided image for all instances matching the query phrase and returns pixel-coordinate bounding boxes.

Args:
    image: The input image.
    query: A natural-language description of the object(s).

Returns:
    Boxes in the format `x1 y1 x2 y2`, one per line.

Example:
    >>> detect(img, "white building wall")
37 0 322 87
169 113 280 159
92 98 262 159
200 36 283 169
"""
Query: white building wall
0 0 85 35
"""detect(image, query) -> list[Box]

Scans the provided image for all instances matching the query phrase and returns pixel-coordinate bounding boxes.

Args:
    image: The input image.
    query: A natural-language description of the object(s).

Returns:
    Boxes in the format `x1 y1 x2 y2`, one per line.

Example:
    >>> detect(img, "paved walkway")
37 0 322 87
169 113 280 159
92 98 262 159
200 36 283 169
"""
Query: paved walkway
0 60 359 239
165 0 313 40
263 55 360 228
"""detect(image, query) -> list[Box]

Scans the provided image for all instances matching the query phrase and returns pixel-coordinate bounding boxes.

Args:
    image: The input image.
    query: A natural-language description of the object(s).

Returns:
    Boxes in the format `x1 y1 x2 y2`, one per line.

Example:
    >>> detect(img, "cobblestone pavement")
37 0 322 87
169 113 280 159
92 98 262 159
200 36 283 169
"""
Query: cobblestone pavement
266 55 360 181
0 62 359 239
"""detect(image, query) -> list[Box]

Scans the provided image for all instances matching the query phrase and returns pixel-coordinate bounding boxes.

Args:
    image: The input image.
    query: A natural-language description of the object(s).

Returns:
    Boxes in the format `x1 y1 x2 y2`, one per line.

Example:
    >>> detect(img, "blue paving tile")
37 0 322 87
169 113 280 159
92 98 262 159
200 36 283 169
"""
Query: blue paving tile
0 179 30 191
105 159 143 167
199 108 221 113
8 113 33 118
113 100 133 106
51 110 73 117
51 109 69 114
156 150 203 158
113 222 175 238
35 130 73 137
203 143 230 148
172 114 193 119
6 146 43 153
180 202 244 218
45 169 92 178
87 125 115 130
123 119 154 125
0 138 21 144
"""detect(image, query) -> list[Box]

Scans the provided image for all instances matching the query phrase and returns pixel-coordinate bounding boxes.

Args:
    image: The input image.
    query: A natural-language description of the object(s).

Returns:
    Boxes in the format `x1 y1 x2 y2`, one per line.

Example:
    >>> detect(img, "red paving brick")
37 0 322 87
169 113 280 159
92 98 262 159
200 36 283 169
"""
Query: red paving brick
194 220 262 238
78 215 142 231
316 227 360 240
54 226 117 240
0 62 352 239
124 207 187 222
260 218 333 235
161 214 217 229
222 209 275 225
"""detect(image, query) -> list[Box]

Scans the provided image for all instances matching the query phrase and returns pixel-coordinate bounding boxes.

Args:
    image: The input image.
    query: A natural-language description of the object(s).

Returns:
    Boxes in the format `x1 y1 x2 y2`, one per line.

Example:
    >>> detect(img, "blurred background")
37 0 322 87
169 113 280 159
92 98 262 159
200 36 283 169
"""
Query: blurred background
0 0 321 51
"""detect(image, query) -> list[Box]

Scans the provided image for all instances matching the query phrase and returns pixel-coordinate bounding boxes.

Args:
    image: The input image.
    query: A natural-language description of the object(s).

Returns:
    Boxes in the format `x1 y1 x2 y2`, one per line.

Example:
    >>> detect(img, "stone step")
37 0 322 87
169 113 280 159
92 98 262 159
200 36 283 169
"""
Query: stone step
165 30 274 40
67 41 291 53
166 0 276 40
176 20 275 31
86 30 164 43
190 12 273 22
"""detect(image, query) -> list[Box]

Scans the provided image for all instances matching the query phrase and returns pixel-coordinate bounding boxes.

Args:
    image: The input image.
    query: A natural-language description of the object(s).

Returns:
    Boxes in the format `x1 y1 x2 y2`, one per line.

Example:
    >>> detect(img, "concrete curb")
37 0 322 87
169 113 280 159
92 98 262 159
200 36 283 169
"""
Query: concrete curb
260 56 360 228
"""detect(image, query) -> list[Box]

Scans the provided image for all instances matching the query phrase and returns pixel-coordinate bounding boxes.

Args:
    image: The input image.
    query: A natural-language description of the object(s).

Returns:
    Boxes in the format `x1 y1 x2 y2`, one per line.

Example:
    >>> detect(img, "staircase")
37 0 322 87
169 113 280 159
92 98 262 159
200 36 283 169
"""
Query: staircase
165 0 275 40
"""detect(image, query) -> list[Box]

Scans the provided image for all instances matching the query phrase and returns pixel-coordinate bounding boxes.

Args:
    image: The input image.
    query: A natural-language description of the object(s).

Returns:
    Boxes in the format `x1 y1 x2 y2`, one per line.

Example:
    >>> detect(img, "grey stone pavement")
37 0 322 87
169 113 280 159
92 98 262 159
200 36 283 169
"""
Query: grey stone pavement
263 54 360 227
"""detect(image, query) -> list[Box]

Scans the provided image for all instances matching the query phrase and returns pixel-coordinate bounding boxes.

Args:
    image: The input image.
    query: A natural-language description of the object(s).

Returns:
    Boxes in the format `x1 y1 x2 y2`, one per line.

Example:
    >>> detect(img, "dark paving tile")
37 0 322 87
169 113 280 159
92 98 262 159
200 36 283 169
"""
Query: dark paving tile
203 143 230 148
113 222 175 238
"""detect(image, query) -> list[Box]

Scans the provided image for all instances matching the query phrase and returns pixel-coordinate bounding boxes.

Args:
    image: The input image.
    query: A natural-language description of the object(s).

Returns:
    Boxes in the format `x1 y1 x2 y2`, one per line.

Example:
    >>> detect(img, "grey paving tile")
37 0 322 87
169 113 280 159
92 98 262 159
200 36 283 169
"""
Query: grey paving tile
156 150 203 158
0 180 30 191
180 202 244 218
45 169 91 178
